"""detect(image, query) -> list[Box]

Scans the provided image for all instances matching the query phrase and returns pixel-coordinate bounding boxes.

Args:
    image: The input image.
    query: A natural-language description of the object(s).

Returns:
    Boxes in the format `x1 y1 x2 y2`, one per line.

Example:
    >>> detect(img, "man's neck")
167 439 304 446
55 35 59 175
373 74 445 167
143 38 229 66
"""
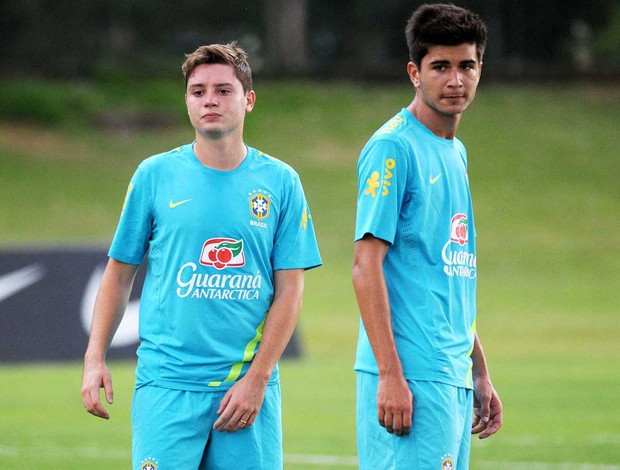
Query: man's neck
193 134 248 171
407 99 461 140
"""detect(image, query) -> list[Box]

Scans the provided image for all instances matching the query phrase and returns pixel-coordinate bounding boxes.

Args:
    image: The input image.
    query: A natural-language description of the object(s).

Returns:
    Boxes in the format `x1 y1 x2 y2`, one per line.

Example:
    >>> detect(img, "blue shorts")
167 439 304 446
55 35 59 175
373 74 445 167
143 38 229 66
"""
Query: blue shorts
131 384 282 470
356 372 473 470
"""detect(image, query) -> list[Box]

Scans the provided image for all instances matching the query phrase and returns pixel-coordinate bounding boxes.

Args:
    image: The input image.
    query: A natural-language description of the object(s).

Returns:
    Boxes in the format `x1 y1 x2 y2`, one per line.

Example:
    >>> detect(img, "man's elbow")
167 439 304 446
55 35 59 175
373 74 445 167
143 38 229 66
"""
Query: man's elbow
351 257 367 292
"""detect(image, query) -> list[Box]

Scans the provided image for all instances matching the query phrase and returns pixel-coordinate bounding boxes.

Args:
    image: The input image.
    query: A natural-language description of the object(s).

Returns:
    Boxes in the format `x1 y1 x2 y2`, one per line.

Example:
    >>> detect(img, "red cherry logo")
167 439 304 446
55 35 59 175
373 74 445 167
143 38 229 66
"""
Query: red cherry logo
216 248 233 263
456 224 467 244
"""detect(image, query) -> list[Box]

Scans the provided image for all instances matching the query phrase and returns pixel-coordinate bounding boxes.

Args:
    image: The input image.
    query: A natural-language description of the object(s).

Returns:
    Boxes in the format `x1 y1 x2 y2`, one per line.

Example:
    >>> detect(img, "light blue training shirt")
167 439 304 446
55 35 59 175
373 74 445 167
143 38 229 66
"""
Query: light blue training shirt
109 143 322 391
354 108 477 389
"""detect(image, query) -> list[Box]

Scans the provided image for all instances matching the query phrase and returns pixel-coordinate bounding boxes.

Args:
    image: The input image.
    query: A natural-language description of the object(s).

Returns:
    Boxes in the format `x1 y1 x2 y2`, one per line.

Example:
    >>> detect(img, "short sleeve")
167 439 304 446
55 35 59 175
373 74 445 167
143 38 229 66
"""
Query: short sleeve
108 163 153 265
355 138 409 243
271 172 322 271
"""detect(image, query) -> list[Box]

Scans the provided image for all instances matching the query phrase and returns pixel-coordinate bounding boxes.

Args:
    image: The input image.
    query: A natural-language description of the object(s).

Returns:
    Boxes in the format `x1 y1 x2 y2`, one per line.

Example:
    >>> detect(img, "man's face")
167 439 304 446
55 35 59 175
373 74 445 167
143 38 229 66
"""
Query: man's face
185 63 255 140
408 43 482 117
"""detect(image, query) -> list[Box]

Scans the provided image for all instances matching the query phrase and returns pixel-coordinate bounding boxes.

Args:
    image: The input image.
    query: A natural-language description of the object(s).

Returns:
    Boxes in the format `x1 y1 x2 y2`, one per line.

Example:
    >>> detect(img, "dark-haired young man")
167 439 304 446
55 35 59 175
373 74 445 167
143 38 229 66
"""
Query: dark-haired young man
81 43 321 469
352 4 502 469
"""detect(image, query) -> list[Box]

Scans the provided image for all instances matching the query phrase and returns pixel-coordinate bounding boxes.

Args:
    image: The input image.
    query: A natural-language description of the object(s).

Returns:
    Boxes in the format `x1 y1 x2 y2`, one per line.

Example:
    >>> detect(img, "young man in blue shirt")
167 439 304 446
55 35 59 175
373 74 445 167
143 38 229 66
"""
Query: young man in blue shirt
353 5 502 469
82 43 321 470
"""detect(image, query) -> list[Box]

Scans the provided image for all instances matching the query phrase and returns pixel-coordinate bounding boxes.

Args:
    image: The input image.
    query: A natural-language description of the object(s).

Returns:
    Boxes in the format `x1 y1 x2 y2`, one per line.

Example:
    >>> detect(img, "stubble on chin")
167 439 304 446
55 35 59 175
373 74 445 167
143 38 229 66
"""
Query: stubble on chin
199 125 237 140
203 129 226 140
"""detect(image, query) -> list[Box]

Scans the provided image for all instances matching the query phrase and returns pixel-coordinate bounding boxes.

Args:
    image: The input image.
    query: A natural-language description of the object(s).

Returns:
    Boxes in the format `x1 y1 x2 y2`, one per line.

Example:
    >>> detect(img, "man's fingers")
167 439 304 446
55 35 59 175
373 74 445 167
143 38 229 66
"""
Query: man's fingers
216 390 232 415
103 375 114 404
84 391 110 419
479 399 503 439
479 397 491 424
471 408 488 435
92 402 110 420
472 395 503 439
238 413 254 429
484 420 502 438
385 421 394 433
471 409 481 428
382 411 394 433
476 417 501 439
390 412 412 436
213 390 234 430
82 385 110 419
392 413 403 436
214 411 254 432
471 420 486 435
378 403 413 436
401 411 412 436
213 413 229 430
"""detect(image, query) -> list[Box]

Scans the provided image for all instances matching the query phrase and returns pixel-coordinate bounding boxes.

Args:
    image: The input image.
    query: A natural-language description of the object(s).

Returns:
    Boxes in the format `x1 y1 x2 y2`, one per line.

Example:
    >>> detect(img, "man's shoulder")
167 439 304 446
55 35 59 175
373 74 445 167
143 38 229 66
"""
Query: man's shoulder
373 111 411 139
366 110 425 149
360 112 416 158
145 144 189 165
249 147 300 180
134 144 191 175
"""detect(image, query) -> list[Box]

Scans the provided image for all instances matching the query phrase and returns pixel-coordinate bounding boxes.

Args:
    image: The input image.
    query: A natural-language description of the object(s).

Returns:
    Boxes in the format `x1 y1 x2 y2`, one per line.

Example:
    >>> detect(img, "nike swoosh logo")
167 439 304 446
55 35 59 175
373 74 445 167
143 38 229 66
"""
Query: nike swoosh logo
169 199 192 208
0 264 45 304
430 174 442 184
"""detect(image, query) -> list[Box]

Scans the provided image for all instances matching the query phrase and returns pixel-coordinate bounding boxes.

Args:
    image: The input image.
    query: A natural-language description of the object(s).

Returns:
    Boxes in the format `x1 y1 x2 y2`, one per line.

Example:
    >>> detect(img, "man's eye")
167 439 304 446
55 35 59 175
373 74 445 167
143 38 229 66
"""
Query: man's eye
219 89 231 95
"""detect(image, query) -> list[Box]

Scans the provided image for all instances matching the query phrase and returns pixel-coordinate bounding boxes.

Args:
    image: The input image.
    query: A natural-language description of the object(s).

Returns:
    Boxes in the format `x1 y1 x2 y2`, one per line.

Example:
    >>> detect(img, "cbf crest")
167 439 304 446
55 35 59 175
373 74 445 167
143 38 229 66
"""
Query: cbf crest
140 457 158 470
441 454 454 470
249 191 271 220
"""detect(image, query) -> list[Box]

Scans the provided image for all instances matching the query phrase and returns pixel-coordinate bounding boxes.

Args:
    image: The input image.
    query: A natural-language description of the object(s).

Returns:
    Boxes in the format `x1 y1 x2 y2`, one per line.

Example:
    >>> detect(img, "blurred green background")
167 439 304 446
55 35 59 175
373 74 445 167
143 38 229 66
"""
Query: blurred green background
0 78 618 469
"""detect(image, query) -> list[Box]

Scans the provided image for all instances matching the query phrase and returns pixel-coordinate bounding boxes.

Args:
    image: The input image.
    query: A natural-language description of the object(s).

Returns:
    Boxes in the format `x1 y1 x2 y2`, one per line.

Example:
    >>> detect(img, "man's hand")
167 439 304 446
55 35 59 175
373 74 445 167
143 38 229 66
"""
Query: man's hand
80 259 139 420
81 359 114 419
377 372 413 436
213 375 267 433
471 377 503 439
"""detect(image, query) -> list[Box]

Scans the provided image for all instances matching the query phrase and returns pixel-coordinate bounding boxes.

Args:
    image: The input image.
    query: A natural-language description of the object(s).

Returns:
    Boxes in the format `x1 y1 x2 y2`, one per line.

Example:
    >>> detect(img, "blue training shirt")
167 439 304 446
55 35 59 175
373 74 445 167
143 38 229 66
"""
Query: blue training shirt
109 143 322 391
354 108 477 389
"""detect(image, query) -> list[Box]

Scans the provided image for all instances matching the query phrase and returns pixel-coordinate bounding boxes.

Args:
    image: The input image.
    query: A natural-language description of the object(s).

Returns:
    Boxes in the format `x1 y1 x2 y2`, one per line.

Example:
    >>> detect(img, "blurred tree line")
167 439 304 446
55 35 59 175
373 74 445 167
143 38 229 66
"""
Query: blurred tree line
1 0 619 80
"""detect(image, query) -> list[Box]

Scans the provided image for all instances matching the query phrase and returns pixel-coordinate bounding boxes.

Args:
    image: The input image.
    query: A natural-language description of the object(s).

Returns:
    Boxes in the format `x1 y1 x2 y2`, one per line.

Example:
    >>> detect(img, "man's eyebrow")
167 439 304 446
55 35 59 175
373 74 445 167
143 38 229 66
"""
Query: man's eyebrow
187 82 235 88
428 59 477 66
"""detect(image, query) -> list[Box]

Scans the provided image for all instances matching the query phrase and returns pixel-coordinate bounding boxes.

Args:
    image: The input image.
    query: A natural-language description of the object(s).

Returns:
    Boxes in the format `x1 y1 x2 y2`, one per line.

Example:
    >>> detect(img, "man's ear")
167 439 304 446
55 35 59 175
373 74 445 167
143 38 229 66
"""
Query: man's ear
407 62 420 88
245 90 256 113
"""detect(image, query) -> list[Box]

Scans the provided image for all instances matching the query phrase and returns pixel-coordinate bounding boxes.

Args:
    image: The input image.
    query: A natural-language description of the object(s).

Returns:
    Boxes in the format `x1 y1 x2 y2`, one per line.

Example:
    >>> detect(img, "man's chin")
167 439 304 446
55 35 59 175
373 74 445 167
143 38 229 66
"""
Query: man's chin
204 130 225 140
200 127 234 140
438 104 469 116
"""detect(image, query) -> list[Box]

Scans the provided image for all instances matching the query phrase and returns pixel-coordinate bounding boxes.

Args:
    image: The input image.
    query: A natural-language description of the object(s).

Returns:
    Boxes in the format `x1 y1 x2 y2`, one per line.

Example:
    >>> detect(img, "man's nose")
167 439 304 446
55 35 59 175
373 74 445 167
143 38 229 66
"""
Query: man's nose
204 91 219 106
447 68 463 87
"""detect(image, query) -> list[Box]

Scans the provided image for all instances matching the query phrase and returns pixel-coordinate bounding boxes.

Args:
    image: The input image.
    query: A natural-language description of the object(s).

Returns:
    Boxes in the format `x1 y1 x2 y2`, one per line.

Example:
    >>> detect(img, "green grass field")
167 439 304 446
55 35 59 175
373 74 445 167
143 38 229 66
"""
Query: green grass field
1 79 619 469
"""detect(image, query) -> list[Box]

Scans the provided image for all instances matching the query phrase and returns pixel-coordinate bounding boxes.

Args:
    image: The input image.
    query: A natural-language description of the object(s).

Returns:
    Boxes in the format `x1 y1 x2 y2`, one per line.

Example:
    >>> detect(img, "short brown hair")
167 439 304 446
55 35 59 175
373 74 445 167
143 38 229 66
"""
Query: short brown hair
182 42 253 93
